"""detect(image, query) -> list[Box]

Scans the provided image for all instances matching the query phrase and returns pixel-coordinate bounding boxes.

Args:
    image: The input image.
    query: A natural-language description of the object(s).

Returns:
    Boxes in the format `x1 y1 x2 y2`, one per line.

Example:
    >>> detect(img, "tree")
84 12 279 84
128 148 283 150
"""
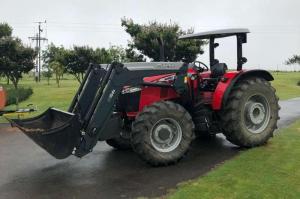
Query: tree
43 44 108 83
107 45 145 62
49 61 64 87
42 43 67 71
64 46 95 83
64 46 127 83
108 45 127 62
125 46 146 62
0 23 13 84
42 68 52 85
0 23 36 106
93 47 114 63
286 55 300 86
98 45 145 63
286 55 300 71
121 18 206 62
0 23 12 38
42 44 145 84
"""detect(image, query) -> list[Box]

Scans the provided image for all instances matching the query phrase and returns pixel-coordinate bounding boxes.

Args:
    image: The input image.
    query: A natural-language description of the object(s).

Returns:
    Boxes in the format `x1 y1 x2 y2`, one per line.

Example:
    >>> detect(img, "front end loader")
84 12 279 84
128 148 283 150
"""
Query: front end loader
9 28 279 166
9 62 188 159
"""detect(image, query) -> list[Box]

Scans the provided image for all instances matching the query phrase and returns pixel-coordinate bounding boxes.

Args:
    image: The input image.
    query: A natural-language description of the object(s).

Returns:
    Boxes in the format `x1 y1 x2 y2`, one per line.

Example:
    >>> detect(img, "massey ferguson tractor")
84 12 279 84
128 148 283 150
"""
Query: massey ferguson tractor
9 29 279 166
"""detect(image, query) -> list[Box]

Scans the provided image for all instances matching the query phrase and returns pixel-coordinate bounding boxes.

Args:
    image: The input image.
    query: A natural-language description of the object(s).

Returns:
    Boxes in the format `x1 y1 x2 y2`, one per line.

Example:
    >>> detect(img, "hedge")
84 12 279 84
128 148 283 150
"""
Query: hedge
5 87 33 106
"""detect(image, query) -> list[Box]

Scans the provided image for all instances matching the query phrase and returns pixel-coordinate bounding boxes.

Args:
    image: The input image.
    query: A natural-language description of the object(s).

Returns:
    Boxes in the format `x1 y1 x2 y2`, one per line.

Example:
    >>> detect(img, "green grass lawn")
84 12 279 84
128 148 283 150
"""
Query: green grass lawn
271 72 300 100
0 71 299 123
0 75 79 122
167 119 300 199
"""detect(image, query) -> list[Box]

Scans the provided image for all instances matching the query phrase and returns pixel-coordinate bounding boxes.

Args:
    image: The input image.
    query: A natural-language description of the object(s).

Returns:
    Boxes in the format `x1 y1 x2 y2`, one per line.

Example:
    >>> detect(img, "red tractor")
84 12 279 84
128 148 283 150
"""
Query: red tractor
9 29 279 166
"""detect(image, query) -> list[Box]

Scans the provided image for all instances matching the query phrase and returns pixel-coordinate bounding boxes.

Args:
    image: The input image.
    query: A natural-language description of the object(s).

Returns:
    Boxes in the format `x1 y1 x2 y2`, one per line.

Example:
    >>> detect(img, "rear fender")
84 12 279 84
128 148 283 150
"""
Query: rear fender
212 69 274 110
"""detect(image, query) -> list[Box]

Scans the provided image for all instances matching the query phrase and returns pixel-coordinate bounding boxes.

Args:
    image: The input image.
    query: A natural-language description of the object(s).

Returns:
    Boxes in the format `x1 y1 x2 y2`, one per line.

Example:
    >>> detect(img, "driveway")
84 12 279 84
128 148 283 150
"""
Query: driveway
0 98 299 199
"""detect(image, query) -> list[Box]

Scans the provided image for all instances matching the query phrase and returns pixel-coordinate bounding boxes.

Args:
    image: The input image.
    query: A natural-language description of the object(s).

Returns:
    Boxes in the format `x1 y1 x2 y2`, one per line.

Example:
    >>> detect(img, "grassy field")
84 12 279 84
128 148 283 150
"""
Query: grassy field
0 71 299 123
0 75 79 122
167 119 300 199
271 72 300 100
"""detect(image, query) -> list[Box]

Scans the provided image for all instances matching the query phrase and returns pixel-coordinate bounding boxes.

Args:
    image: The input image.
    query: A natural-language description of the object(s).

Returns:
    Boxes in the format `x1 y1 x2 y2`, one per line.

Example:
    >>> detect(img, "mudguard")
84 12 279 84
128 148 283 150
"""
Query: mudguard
212 69 274 110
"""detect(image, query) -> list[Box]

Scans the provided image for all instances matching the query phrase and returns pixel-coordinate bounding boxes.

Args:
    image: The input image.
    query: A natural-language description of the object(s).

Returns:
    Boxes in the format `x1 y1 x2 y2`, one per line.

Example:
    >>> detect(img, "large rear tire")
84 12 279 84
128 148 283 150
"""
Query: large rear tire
221 77 279 147
131 101 195 166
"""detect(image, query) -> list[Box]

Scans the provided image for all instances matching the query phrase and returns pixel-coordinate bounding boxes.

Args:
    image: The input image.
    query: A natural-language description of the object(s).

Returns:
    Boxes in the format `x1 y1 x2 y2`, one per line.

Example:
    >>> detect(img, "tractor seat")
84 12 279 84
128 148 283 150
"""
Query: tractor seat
210 60 228 78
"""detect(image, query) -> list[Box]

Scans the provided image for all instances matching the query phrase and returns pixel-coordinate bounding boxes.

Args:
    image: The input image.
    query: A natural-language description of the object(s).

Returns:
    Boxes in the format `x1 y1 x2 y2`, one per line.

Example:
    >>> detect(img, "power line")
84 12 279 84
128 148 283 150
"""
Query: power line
28 21 47 82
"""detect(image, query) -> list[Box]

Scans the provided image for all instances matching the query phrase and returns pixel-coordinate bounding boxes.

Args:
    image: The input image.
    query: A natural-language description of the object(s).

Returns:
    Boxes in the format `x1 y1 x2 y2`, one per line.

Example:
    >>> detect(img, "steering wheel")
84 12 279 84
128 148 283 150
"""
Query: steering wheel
193 61 209 72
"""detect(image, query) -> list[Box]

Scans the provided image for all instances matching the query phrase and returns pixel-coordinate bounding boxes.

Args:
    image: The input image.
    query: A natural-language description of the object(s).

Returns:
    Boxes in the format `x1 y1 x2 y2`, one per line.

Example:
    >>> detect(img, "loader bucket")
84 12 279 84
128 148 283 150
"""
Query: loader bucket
8 108 81 159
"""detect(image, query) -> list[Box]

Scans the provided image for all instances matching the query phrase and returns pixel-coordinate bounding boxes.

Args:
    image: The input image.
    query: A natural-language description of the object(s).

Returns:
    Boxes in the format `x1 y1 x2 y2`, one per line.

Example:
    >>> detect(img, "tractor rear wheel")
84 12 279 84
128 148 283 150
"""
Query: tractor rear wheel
131 101 195 166
221 77 279 147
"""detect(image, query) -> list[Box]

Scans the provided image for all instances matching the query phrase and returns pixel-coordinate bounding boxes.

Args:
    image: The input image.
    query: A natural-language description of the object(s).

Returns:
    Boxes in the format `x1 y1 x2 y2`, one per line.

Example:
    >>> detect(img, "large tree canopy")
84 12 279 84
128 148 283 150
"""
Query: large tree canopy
121 18 206 62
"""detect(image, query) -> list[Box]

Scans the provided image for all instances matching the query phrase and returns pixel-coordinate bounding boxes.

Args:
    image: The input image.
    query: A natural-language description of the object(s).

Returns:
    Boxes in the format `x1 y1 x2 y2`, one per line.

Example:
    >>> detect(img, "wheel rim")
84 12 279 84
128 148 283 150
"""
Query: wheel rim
244 94 271 134
150 118 182 153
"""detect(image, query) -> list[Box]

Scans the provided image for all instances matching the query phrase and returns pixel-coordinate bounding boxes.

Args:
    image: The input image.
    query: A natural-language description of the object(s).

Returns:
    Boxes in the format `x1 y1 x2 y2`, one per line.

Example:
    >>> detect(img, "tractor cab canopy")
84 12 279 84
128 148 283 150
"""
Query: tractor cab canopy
179 28 250 71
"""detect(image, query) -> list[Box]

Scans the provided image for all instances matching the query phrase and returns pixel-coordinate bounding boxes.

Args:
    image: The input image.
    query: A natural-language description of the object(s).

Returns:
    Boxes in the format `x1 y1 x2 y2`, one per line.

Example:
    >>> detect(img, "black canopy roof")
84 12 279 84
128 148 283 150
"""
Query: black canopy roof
179 28 250 40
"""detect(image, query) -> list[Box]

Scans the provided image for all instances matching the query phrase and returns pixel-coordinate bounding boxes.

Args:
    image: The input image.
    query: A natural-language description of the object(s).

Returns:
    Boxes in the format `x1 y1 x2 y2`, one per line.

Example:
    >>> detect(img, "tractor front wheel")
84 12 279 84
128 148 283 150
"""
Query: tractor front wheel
131 101 195 166
221 77 279 147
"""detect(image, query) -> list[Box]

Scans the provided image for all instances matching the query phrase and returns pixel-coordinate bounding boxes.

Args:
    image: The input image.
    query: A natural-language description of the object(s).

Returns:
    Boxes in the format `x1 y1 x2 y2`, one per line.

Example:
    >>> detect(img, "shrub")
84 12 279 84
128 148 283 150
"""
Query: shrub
297 80 300 86
5 87 33 106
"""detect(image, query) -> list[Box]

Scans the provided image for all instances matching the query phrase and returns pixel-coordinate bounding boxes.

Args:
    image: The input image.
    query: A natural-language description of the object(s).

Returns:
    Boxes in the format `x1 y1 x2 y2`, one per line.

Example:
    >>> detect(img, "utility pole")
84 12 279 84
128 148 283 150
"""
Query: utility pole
29 21 47 82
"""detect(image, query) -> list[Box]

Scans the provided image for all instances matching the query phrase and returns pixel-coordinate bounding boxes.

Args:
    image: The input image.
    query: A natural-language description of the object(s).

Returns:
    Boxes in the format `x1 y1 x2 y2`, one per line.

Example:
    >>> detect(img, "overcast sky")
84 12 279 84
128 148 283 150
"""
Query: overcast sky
1 0 300 70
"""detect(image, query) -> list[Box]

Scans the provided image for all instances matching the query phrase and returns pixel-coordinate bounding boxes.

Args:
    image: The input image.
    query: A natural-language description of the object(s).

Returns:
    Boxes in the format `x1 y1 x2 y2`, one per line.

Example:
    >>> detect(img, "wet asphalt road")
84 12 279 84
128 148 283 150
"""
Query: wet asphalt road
0 98 300 199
